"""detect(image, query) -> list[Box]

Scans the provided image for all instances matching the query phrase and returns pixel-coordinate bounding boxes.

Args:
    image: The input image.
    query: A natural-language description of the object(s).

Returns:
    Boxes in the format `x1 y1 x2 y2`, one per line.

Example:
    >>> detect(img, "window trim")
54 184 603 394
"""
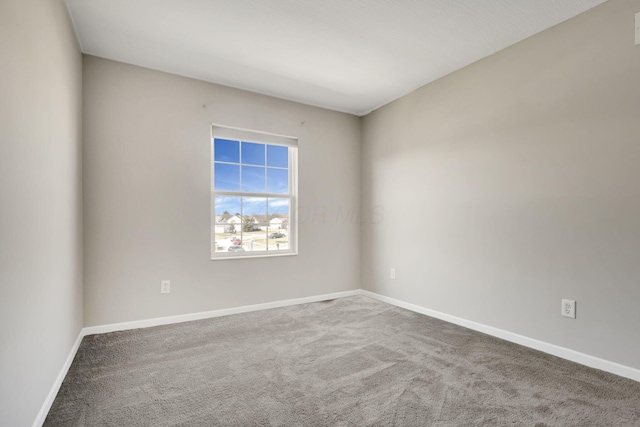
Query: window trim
210 124 298 260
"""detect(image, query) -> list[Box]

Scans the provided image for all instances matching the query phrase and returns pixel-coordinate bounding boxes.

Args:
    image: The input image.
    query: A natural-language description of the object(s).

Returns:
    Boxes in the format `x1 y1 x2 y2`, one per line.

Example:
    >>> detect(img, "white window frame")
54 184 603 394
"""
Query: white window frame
211 124 298 260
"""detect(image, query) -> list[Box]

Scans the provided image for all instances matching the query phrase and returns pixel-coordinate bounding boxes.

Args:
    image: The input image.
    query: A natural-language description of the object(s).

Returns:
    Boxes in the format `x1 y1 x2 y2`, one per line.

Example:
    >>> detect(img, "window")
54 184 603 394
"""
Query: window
211 125 297 259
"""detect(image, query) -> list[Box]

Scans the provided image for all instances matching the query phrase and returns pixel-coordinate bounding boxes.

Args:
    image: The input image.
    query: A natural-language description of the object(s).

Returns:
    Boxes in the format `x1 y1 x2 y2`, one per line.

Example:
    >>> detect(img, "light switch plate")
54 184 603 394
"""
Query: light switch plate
636 12 640 46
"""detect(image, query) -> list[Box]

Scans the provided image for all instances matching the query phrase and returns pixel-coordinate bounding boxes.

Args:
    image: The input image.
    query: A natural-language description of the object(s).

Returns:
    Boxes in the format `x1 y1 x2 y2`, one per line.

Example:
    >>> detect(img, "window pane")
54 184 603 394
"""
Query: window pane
214 139 239 163
267 168 288 194
268 198 289 251
268 198 289 216
267 145 288 168
242 197 267 252
211 130 296 258
215 196 241 219
214 163 240 191
242 197 267 218
270 219 290 251
244 227 267 252
241 142 265 166
214 196 241 253
241 166 265 193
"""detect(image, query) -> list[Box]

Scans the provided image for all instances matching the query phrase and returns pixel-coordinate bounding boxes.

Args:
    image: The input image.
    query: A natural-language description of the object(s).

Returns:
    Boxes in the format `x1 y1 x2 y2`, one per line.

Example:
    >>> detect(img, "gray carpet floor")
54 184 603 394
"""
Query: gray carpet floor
44 296 640 426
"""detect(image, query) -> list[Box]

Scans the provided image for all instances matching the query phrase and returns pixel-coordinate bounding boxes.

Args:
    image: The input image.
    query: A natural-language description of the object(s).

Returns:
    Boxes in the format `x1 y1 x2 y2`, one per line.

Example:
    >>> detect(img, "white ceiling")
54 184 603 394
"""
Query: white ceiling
65 0 606 116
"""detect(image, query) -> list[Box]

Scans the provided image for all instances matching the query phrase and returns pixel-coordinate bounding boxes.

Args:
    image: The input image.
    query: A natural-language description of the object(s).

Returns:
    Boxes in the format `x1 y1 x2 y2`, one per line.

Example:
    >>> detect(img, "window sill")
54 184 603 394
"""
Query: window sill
211 251 298 261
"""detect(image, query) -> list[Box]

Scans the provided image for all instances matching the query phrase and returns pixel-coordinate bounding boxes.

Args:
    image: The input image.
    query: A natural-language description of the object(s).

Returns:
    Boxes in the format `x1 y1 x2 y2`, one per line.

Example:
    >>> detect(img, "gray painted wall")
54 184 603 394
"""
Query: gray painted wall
82 56 361 327
3 1 640 424
362 0 640 370
0 1 83 426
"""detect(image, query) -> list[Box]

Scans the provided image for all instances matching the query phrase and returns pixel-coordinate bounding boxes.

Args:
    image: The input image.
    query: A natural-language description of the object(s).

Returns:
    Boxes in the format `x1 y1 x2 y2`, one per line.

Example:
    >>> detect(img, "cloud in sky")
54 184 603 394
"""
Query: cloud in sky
214 196 289 217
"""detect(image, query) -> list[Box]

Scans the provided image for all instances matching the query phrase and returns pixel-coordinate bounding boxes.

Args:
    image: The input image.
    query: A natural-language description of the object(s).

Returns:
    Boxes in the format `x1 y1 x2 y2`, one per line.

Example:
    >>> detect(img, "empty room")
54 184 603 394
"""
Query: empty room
2 0 640 425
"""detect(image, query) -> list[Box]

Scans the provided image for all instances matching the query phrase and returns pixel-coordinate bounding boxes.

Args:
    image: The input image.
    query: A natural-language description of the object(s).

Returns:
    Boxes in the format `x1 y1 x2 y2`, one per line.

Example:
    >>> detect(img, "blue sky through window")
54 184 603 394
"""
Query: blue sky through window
243 197 267 217
268 198 289 215
215 196 289 217
241 166 265 192
214 139 239 163
267 168 288 193
267 145 288 168
214 138 289 195
215 196 241 217
214 163 240 191
241 142 265 165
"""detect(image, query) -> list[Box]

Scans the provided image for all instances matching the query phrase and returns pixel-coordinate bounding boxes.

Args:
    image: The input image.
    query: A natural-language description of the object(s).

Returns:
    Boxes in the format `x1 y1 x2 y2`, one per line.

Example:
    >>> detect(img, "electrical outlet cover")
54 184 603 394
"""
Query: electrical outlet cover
161 280 171 294
636 12 640 46
561 299 576 319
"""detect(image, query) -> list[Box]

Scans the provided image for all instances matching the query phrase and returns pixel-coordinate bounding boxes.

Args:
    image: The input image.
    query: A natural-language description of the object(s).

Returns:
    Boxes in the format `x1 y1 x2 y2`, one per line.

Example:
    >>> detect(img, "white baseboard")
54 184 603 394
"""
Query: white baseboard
34 289 360 426
35 287 639 426
32 329 84 427
82 289 361 336
360 289 640 383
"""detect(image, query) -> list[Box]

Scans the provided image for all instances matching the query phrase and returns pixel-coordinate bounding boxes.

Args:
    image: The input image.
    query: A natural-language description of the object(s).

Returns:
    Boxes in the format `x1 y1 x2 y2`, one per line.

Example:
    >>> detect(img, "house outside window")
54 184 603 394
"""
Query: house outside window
211 125 297 259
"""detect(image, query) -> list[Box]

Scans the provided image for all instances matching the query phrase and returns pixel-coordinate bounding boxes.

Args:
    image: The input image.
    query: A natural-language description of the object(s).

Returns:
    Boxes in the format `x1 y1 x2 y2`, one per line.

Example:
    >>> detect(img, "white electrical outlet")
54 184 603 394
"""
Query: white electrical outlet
636 12 640 46
161 280 171 294
390 268 396 280
561 299 576 319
